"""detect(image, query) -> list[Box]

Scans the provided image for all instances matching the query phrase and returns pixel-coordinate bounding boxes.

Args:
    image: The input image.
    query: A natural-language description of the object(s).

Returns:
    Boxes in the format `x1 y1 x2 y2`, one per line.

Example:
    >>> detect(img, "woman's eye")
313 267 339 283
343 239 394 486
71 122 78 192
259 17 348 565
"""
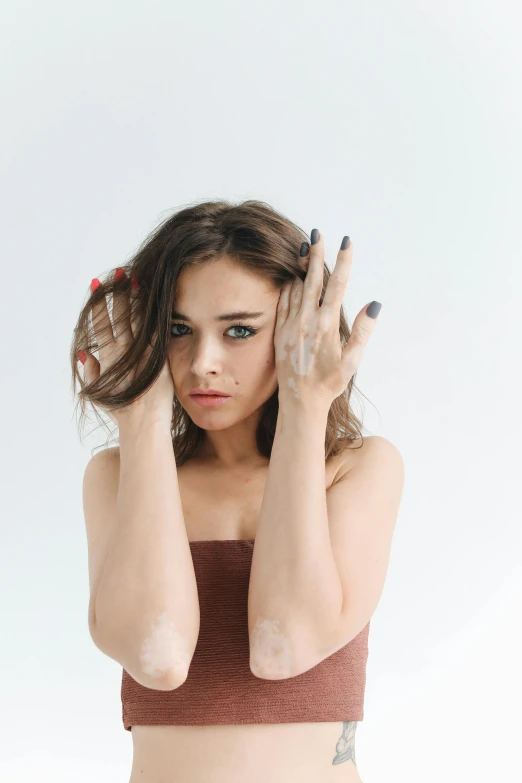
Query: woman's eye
229 325 252 339
170 323 190 337
170 323 258 340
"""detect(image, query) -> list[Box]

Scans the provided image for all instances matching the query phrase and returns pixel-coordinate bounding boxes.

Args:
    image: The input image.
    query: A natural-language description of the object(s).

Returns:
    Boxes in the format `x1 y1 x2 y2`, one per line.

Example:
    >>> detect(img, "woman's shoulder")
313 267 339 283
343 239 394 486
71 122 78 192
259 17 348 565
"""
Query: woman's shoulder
85 446 121 475
92 445 120 461
335 435 402 479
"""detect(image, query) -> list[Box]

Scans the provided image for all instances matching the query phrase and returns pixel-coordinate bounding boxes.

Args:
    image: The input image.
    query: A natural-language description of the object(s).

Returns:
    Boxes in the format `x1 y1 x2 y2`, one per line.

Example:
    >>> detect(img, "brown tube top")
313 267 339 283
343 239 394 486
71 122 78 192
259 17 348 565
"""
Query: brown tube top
121 539 370 730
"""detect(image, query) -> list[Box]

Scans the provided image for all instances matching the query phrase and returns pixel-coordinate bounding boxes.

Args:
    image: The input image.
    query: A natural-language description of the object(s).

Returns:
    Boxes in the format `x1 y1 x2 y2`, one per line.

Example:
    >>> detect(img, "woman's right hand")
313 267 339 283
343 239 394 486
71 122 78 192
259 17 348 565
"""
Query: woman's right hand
78 270 175 428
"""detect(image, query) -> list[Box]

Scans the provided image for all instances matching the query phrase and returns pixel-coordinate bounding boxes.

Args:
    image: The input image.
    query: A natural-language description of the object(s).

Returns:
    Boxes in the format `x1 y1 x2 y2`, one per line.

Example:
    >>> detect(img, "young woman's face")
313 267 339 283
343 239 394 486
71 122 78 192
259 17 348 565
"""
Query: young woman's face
168 257 281 428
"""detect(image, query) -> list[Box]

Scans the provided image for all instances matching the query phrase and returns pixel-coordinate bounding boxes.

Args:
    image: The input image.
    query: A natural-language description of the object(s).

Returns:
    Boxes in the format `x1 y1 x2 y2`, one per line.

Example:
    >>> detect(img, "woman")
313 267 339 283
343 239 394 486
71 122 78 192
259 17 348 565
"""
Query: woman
72 199 404 783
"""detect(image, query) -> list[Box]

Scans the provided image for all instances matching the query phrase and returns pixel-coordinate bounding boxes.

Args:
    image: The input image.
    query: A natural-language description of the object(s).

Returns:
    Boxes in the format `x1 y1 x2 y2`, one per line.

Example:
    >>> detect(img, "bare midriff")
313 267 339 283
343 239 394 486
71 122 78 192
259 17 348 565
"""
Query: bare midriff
129 721 363 783
127 439 366 783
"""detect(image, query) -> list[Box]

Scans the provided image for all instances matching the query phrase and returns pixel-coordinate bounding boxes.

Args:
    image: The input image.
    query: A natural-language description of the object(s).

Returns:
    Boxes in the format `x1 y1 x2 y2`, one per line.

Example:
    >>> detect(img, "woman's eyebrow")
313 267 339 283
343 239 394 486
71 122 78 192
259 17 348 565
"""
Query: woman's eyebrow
171 310 265 322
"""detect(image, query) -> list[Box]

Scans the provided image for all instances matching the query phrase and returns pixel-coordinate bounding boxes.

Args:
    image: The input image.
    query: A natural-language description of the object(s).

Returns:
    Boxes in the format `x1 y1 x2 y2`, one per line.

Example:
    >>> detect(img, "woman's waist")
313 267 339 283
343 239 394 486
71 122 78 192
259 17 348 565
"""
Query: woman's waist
130 721 363 783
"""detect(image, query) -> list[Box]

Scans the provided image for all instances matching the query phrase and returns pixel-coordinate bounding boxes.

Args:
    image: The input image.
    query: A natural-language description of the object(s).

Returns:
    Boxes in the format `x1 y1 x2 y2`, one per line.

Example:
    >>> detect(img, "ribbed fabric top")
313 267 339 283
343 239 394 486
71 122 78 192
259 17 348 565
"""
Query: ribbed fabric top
121 539 370 730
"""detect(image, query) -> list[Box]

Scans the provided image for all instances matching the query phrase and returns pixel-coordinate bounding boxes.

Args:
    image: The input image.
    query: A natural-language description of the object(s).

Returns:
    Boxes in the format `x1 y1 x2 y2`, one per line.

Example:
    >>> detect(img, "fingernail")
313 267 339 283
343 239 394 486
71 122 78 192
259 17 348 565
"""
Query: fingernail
300 242 310 257
311 228 319 245
78 350 87 364
130 273 139 290
114 267 126 281
340 236 350 250
90 278 100 292
366 301 382 319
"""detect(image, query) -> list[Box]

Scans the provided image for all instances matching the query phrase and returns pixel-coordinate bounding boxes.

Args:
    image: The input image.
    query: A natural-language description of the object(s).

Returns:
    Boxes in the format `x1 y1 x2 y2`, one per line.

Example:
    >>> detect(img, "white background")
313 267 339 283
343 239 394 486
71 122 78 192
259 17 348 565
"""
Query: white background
1 1 521 781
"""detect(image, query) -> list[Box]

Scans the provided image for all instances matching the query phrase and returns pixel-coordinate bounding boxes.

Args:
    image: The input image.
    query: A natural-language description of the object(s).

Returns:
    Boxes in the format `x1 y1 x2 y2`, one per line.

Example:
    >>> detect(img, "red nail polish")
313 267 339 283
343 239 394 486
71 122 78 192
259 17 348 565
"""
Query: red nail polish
114 267 126 281
130 273 139 290
78 350 86 364
91 278 100 292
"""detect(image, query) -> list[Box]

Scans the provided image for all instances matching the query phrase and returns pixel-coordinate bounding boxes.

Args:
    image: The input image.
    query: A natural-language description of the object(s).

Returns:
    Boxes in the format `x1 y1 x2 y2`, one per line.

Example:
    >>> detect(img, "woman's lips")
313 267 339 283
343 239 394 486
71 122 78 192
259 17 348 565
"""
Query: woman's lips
189 394 232 407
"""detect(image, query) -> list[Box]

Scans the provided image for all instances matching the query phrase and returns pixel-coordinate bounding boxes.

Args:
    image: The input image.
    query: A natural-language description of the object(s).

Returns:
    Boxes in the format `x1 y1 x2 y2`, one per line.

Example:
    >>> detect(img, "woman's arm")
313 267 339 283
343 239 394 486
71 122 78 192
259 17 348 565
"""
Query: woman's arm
84 411 200 690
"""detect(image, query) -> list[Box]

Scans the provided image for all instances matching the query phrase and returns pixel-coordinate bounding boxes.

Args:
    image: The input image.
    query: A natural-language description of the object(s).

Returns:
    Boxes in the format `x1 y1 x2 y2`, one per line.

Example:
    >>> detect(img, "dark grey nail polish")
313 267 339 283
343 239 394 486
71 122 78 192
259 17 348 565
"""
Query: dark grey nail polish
300 241 310 256
366 301 382 319
340 236 350 250
311 228 319 245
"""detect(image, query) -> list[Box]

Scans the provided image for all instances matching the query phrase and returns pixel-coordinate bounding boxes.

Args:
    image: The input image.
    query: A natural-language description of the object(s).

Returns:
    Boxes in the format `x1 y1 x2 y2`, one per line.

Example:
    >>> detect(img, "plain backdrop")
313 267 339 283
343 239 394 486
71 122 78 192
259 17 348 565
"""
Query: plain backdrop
1 1 521 781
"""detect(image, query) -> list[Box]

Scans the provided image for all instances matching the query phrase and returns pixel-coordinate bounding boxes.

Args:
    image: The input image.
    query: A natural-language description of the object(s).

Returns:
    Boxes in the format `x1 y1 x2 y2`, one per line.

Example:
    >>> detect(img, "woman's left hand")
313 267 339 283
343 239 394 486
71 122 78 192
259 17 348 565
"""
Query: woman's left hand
274 230 381 411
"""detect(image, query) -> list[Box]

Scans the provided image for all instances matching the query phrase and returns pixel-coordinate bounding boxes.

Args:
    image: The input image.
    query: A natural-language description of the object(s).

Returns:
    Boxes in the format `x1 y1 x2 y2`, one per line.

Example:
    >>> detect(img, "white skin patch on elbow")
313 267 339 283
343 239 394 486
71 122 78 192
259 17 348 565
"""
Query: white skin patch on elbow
139 612 191 680
249 618 293 679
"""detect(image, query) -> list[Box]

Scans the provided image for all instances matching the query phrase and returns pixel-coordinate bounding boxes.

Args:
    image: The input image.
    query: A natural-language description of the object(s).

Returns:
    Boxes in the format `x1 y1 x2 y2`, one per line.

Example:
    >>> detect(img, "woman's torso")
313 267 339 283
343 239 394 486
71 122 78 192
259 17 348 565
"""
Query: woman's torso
129 441 366 783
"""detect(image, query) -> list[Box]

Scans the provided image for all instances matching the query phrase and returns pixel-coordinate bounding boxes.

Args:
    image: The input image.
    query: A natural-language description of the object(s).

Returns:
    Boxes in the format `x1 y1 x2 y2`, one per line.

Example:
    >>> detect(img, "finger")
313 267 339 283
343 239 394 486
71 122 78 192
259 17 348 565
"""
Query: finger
112 268 133 341
321 237 353 314
275 281 292 328
129 274 142 340
78 349 118 424
288 277 304 317
341 300 381 371
300 230 325 316
90 279 116 365
78 349 100 388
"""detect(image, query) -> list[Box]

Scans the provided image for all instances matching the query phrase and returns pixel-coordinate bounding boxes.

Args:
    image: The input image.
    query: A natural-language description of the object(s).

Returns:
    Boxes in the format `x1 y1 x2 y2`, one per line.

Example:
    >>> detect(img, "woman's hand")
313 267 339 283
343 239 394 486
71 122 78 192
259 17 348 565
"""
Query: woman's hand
78 270 175 427
274 230 381 412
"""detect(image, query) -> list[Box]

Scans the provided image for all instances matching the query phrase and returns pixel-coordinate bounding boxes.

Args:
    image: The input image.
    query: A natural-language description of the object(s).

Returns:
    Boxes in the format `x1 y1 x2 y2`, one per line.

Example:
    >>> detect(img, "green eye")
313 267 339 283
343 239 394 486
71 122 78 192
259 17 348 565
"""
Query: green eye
170 323 259 341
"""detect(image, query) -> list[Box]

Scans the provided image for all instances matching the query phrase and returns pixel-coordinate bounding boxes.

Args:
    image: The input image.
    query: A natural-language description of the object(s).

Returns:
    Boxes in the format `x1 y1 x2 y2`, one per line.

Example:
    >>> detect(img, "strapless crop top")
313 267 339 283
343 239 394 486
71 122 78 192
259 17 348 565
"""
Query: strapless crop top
121 539 370 730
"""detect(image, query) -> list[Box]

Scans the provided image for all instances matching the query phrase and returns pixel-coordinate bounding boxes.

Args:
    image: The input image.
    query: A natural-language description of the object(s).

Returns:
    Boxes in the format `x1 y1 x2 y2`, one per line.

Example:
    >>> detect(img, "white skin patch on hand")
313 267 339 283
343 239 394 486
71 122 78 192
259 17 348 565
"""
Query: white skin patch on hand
139 612 191 680
249 618 294 679
281 332 321 400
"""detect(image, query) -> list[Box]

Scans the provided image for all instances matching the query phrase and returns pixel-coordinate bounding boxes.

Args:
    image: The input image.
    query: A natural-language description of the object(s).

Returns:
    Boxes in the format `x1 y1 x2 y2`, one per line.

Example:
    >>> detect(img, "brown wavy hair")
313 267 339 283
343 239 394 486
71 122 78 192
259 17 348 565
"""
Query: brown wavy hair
70 198 370 466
